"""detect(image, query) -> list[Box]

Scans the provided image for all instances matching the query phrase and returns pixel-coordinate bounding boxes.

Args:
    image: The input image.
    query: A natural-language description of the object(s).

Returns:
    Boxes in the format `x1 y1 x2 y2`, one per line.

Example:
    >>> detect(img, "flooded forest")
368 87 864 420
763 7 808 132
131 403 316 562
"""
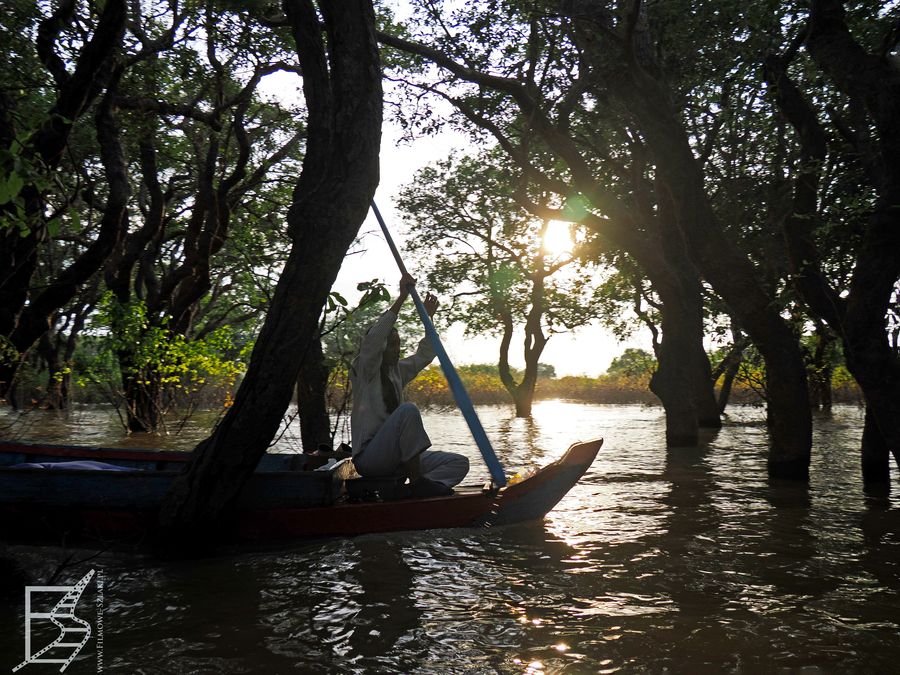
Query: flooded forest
1 0 899 672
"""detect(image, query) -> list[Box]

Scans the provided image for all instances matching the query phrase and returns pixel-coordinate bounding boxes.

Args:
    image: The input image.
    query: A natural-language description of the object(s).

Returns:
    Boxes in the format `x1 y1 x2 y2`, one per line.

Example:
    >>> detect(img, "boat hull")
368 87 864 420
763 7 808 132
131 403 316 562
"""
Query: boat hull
0 438 602 546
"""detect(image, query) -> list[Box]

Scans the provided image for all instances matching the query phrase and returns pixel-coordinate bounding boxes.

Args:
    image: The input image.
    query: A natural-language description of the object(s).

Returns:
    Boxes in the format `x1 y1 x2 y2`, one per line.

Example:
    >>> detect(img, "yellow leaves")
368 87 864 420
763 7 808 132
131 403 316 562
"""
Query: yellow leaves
405 366 511 406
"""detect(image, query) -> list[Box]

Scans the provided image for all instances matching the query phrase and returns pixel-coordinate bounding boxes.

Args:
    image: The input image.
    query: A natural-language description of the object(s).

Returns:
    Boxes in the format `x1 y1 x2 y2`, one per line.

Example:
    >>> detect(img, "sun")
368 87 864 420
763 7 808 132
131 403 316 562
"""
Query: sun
542 220 574 257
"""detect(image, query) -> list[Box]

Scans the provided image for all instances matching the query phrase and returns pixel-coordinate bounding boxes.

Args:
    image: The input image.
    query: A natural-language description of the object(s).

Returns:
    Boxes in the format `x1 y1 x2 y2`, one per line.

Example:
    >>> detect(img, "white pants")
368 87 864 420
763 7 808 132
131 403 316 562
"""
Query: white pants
354 403 469 488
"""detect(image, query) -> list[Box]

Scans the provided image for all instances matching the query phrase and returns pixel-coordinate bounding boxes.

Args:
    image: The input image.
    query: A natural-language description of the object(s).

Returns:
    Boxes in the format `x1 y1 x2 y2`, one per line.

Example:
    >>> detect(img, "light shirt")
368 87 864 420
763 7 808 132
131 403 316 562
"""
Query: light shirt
349 310 436 455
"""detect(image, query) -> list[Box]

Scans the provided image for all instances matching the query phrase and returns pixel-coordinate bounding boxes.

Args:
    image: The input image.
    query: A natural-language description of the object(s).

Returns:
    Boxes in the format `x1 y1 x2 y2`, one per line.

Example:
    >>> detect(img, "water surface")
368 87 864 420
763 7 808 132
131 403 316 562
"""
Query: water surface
2 402 899 673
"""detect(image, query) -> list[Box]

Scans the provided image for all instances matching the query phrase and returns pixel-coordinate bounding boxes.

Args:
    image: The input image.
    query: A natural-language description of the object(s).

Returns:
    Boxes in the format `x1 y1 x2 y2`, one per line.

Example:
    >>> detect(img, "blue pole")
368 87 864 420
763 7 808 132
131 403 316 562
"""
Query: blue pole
371 201 507 487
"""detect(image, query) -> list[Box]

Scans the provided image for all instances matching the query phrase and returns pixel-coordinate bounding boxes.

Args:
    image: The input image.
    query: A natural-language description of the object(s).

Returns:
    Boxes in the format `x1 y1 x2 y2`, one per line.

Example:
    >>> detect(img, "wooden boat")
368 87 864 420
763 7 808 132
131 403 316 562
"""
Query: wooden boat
0 438 602 546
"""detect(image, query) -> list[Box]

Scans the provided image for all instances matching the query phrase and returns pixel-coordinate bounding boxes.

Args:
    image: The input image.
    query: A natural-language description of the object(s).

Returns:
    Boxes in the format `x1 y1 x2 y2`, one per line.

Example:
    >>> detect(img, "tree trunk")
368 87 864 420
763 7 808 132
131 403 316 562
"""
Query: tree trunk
650 357 698 446
120 352 165 433
809 324 834 412
124 383 163 433
296 333 332 452
649 278 699 445
0 361 16 402
846 328 900 482
713 333 746 415
55 303 91 411
647 287 720 444
653 191 721 432
512 387 533 418
643 187 720 445
158 0 382 549
496 290 545 419
717 359 741 415
836 176 900 483
36 332 65 410
689 345 721 428
861 405 895 485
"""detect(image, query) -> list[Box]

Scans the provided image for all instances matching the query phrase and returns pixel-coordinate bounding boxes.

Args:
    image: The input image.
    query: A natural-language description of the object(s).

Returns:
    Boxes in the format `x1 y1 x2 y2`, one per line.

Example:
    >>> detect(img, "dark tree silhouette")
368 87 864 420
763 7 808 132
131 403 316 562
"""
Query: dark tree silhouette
159 0 383 547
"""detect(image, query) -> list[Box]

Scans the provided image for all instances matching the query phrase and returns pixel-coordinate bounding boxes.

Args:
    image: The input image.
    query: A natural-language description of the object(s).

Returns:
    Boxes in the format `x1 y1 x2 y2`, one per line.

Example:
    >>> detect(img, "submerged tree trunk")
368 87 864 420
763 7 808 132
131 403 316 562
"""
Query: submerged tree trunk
496 312 543 419
159 0 383 548
122 370 164 433
496 276 548 418
861 399 900 485
36 332 66 411
657 201 721 432
690 346 721 428
845 291 900 483
650 281 700 446
648 287 722 445
650 350 698 446
655 217 721 440
54 309 87 412
296 334 332 452
712 329 747 415
641 184 720 445
486 225 549 419
716 357 742 415
809 322 835 413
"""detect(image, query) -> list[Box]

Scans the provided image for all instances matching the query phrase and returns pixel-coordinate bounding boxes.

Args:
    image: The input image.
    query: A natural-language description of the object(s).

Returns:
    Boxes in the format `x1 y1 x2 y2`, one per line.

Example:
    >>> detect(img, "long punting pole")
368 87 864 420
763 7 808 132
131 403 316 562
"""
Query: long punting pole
371 201 507 487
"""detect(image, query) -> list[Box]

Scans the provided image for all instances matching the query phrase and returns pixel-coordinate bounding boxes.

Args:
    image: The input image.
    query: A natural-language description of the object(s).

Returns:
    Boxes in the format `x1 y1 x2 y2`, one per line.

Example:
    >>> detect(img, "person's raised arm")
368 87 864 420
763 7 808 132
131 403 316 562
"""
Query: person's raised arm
399 292 440 385
353 274 417 379
389 272 416 316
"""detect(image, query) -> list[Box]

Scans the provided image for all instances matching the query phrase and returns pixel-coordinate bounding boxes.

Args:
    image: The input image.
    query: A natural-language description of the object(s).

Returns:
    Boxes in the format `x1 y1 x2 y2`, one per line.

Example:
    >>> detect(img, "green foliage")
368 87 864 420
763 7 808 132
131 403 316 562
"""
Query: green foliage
77 293 247 413
831 365 856 389
320 280 391 364
537 362 557 380
606 348 657 378
108 294 244 388
591 254 660 342
0 130 57 237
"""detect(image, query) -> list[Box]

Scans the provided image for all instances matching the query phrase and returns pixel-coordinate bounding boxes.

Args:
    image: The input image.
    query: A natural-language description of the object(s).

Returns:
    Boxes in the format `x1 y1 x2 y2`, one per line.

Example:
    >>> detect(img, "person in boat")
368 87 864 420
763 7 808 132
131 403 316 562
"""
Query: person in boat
350 273 469 496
